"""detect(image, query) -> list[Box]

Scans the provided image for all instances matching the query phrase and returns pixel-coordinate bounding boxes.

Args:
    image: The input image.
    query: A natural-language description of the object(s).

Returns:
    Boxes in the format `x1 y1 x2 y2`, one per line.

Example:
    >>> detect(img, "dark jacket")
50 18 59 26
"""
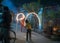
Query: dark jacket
0 4 12 28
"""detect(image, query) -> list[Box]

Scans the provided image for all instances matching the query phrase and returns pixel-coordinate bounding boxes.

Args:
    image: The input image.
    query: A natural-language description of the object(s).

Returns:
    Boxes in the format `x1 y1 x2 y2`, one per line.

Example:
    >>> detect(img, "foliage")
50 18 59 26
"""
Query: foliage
23 2 40 13
43 8 56 20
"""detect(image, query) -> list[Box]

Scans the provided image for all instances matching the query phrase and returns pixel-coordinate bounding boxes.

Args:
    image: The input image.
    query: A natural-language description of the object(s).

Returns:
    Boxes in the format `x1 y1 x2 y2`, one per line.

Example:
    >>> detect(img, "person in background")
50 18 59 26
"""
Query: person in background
47 20 53 38
0 0 12 43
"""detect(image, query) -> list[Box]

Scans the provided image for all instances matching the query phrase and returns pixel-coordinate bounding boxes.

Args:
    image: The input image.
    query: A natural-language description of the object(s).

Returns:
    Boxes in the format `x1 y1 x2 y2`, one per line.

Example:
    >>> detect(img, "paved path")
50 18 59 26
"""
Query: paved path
14 30 60 43
11 22 60 43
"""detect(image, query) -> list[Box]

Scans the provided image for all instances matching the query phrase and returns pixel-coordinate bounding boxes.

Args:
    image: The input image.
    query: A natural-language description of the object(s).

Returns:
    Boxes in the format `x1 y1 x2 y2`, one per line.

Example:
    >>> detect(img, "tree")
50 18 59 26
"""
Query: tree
23 2 40 13
43 7 56 20
23 2 40 29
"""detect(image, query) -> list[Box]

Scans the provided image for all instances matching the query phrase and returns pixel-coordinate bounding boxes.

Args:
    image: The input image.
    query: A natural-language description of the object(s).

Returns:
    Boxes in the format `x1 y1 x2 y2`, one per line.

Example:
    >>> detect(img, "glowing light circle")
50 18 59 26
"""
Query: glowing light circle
25 12 41 25
16 13 25 22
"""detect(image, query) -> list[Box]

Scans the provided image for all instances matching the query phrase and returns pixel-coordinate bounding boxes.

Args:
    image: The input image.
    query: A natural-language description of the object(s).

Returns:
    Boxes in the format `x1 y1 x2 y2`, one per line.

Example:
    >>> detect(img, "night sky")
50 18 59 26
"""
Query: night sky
2 0 60 14
11 0 60 7
40 0 60 6
11 0 38 7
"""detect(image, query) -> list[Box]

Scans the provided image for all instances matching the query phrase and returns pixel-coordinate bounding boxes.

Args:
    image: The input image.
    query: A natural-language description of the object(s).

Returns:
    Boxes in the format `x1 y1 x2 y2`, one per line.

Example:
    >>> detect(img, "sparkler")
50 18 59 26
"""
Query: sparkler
16 13 25 32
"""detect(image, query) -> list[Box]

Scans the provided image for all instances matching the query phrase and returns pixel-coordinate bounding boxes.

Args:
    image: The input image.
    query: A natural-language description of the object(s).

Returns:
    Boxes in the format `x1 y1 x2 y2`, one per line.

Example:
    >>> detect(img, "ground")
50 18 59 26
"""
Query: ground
11 22 60 43
0 22 60 43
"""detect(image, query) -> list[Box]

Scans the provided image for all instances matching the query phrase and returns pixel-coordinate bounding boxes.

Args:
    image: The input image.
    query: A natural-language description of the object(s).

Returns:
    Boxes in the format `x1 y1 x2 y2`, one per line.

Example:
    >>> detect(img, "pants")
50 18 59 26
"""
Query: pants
4 31 10 43
26 29 31 41
1 28 10 43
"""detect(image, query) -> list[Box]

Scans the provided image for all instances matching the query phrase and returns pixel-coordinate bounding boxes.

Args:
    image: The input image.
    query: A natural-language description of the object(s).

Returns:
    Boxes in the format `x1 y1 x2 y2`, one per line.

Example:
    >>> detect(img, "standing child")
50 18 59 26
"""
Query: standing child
25 20 32 42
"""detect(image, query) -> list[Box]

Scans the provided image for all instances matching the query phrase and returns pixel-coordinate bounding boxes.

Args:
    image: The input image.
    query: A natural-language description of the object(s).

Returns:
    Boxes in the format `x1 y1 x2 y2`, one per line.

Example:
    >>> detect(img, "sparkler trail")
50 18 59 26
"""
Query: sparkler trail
16 13 25 32
16 12 41 32
25 12 41 26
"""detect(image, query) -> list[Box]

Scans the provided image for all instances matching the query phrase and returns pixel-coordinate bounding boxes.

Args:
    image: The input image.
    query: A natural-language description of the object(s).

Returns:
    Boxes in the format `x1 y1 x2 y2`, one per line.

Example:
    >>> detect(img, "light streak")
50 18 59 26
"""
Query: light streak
16 13 25 32
16 13 25 22
16 12 41 31
25 12 41 26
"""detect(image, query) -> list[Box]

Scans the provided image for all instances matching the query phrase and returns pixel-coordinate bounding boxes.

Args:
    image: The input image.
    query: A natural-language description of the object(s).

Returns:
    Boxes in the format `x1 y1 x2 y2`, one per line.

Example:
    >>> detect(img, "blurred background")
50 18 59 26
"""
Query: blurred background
1 0 60 42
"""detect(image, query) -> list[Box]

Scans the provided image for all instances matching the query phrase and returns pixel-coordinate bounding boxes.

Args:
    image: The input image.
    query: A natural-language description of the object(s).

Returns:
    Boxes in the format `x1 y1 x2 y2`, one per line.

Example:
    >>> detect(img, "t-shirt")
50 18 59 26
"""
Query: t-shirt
26 23 31 30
